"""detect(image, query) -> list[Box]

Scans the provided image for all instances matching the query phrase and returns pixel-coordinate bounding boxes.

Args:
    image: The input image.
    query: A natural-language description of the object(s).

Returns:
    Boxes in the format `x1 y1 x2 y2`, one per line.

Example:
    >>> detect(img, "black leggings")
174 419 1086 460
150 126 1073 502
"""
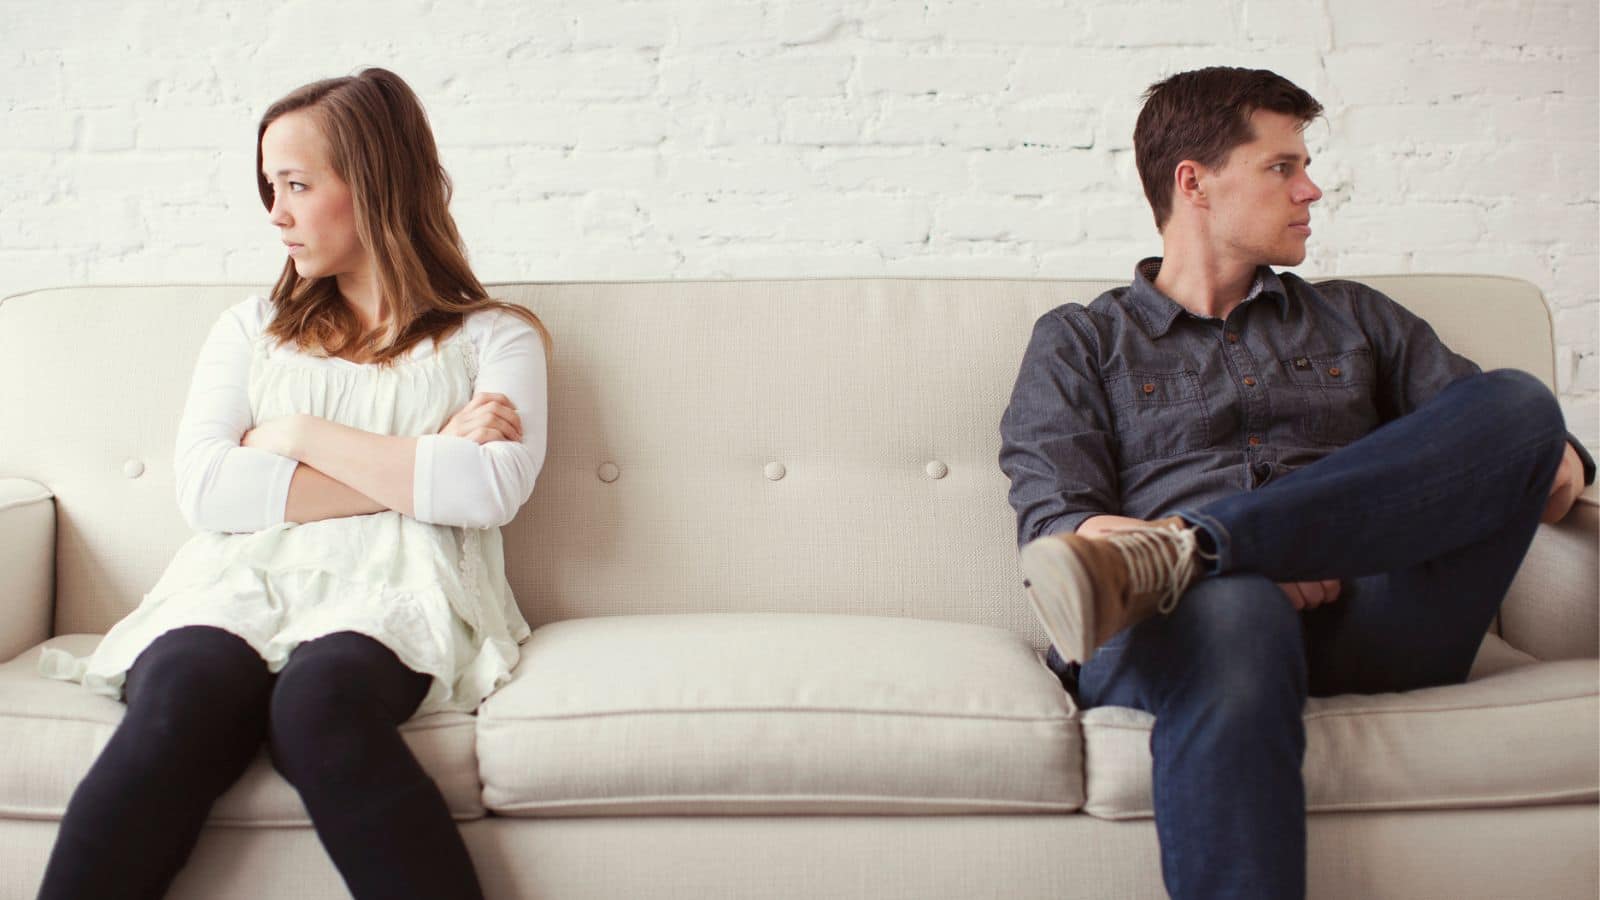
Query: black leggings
38 625 483 900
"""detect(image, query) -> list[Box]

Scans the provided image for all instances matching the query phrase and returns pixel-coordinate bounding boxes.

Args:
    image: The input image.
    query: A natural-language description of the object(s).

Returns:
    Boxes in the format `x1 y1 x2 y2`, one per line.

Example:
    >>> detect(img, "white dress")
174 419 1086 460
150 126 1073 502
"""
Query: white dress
39 296 544 716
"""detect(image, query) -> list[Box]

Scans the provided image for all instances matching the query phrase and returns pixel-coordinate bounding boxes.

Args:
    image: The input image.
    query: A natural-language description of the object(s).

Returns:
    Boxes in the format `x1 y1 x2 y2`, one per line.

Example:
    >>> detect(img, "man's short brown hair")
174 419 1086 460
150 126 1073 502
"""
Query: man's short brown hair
1134 67 1323 230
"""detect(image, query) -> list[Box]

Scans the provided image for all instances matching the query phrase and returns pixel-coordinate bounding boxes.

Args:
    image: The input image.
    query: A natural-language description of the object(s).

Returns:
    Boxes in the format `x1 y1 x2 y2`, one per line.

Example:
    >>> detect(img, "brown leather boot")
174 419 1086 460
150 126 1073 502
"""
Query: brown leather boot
1019 516 1209 663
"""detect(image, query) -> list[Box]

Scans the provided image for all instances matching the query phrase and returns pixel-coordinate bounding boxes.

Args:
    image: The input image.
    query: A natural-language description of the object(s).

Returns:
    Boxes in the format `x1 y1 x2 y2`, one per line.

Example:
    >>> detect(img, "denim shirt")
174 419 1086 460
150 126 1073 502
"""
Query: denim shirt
1000 258 1596 547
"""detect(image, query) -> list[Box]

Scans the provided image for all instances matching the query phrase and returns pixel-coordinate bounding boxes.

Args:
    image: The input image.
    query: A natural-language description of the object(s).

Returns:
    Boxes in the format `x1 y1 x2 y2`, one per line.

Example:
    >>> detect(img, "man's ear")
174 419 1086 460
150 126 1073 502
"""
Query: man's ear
1173 160 1208 211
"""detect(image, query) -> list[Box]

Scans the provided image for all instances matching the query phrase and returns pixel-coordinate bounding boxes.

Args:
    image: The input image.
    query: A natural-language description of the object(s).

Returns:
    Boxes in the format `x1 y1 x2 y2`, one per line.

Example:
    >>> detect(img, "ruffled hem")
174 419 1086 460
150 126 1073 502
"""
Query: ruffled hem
37 564 530 717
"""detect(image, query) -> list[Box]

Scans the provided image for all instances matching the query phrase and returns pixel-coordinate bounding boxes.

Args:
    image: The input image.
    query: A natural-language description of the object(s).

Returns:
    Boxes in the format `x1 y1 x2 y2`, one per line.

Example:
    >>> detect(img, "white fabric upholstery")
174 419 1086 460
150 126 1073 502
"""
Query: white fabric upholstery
5 808 1596 900
1501 488 1600 659
0 635 484 825
0 478 53 662
478 613 1082 815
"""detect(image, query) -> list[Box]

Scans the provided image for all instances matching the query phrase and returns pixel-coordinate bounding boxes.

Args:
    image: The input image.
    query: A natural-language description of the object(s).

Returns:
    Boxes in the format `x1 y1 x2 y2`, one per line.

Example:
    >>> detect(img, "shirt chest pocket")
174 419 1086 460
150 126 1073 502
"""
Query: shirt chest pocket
1279 349 1381 446
1104 370 1210 463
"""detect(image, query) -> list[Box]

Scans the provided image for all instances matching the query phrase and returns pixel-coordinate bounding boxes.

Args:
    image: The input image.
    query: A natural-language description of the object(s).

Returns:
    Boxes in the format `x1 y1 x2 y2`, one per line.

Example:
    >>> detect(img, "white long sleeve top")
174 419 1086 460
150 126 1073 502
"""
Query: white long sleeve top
173 294 548 533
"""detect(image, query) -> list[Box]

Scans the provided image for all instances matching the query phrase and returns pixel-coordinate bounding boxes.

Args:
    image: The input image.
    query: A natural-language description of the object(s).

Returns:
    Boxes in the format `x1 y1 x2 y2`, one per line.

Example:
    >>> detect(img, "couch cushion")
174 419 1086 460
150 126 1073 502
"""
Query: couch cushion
0 635 484 825
1080 634 1600 819
477 613 1081 815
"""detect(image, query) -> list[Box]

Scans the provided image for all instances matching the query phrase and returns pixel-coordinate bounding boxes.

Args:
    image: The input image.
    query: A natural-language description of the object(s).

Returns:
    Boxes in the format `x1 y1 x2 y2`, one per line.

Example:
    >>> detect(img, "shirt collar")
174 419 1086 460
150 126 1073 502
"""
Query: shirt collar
1126 257 1289 338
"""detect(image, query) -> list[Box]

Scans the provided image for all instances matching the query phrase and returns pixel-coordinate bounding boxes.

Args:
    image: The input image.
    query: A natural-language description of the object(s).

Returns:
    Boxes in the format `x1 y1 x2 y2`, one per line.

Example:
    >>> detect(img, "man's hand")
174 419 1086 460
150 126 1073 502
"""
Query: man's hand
1278 579 1340 611
1075 515 1150 539
440 392 524 445
1541 442 1584 525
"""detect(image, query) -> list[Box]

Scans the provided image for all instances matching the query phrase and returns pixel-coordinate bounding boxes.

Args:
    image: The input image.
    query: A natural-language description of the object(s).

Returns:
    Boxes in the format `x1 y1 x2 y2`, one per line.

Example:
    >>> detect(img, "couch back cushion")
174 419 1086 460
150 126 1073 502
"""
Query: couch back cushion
0 276 1555 643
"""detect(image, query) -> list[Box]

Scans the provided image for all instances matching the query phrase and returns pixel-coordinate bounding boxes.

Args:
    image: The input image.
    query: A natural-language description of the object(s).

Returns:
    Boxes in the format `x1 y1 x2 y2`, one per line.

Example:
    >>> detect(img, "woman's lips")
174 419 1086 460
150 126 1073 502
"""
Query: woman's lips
285 243 305 254
1289 224 1312 236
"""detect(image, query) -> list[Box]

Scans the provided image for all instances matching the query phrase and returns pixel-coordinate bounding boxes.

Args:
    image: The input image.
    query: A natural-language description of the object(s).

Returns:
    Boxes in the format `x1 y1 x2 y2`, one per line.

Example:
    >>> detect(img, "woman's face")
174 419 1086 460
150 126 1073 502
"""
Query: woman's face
260 111 369 281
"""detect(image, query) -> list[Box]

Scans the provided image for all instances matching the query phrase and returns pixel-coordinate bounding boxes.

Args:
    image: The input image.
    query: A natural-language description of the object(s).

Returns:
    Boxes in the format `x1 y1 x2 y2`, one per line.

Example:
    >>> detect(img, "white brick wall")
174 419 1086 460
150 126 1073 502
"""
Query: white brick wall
3 0 1596 450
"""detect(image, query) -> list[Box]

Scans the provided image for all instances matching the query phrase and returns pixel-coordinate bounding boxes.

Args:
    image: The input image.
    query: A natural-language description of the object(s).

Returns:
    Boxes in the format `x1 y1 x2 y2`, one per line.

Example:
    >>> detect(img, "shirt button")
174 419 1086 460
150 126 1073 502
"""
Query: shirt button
1226 332 1240 343
1248 435 1262 447
1243 376 1257 387
1143 383 1155 395
1328 367 1342 377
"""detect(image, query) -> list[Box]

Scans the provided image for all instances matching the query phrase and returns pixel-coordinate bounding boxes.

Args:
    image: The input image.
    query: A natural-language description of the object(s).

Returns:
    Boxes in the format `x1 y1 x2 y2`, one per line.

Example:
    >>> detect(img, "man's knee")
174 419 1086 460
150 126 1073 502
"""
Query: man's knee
1169 575 1308 707
1175 575 1302 655
1466 369 1565 442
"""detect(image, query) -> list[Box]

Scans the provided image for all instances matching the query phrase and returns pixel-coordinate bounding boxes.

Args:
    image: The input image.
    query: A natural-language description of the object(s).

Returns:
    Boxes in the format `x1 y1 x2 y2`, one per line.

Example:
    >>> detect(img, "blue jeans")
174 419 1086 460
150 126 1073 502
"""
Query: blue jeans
1052 369 1570 900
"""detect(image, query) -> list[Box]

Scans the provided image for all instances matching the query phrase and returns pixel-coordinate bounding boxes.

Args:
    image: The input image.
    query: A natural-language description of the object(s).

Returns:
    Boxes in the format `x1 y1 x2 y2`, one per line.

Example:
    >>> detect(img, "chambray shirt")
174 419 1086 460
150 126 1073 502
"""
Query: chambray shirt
1000 258 1596 547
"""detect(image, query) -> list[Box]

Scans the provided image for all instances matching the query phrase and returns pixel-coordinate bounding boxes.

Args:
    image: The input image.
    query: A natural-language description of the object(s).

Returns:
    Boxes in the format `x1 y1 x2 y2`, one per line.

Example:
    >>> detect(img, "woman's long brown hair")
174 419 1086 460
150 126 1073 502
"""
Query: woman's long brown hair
256 67 550 367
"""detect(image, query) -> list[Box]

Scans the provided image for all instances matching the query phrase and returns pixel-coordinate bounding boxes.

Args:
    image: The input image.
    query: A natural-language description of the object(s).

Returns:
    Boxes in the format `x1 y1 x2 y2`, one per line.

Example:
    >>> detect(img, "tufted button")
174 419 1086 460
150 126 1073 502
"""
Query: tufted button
925 460 948 480
597 462 620 483
764 462 786 481
123 459 145 478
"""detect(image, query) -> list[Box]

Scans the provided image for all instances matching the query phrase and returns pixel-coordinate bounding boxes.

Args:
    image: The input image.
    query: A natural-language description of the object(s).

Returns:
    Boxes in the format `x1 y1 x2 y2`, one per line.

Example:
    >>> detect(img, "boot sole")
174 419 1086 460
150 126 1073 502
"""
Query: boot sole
1019 536 1096 664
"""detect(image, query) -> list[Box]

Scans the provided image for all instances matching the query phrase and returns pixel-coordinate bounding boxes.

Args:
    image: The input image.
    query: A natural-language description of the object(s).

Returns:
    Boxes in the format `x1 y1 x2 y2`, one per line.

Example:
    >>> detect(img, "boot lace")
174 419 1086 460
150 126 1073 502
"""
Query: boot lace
1104 525 1212 614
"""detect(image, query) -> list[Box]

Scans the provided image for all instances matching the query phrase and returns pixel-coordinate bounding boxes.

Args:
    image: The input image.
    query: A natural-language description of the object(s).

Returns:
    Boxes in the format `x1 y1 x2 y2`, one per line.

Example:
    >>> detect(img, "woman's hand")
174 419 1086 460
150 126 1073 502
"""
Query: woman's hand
241 414 308 459
440 392 524 445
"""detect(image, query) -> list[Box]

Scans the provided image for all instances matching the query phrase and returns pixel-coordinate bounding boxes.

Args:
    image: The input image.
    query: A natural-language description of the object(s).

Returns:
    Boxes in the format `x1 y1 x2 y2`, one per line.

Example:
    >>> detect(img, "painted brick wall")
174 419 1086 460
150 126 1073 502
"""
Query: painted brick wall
3 0 1596 448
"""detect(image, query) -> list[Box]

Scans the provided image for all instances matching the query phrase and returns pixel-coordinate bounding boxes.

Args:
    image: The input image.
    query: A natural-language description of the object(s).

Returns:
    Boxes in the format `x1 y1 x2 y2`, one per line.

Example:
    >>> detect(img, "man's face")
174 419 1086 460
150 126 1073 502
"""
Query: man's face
1197 109 1323 267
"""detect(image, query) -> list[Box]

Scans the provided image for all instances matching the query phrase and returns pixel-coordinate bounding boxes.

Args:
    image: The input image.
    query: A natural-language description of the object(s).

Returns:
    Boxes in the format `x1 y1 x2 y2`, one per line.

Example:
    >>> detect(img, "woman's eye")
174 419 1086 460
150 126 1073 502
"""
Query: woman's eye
289 182 306 192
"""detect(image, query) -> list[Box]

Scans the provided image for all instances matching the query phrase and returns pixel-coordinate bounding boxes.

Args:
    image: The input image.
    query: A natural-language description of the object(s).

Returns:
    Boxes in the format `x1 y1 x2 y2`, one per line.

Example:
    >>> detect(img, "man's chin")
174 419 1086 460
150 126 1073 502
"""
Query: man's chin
1268 244 1309 268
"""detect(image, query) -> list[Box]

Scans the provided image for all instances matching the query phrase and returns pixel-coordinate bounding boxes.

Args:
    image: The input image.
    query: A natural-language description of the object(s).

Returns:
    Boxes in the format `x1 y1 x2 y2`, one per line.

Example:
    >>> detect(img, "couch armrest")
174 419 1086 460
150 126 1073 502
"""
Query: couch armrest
1498 483 1599 660
0 478 55 662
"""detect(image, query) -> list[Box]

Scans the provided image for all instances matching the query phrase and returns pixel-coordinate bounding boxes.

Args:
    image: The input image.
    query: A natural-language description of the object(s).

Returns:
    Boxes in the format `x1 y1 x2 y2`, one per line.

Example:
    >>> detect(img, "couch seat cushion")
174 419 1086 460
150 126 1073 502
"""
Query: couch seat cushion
1081 634 1599 819
477 613 1081 815
0 635 484 825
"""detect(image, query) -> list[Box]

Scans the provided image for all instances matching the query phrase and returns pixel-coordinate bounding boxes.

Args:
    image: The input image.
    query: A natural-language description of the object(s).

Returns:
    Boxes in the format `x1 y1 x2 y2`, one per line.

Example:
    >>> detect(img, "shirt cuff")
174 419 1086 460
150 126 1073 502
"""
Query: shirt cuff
264 455 298 528
1023 510 1100 547
414 433 439 523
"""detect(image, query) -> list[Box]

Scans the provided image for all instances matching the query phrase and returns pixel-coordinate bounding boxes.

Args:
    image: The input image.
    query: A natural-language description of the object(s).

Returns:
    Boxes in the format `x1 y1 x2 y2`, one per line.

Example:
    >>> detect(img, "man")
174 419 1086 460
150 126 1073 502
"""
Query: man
998 66 1594 900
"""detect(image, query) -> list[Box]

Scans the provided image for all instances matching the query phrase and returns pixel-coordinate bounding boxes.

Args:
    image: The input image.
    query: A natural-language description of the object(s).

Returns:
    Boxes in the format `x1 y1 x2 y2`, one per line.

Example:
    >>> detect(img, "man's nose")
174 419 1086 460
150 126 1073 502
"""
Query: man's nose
1300 175 1323 204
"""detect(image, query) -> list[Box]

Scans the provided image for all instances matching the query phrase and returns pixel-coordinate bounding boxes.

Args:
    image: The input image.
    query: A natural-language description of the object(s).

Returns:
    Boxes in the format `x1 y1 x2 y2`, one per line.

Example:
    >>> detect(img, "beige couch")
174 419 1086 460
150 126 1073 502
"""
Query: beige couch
2 277 1596 899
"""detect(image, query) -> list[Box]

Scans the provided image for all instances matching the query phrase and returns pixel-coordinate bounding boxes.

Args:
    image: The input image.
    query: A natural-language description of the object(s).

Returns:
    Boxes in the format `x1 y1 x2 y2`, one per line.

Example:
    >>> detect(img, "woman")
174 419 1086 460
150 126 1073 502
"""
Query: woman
37 68 549 899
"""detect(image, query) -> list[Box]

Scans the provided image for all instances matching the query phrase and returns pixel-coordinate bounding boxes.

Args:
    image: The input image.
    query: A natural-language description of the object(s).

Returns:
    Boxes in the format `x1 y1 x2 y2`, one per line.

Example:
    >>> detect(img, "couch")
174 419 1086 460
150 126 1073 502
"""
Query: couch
2 276 1595 899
